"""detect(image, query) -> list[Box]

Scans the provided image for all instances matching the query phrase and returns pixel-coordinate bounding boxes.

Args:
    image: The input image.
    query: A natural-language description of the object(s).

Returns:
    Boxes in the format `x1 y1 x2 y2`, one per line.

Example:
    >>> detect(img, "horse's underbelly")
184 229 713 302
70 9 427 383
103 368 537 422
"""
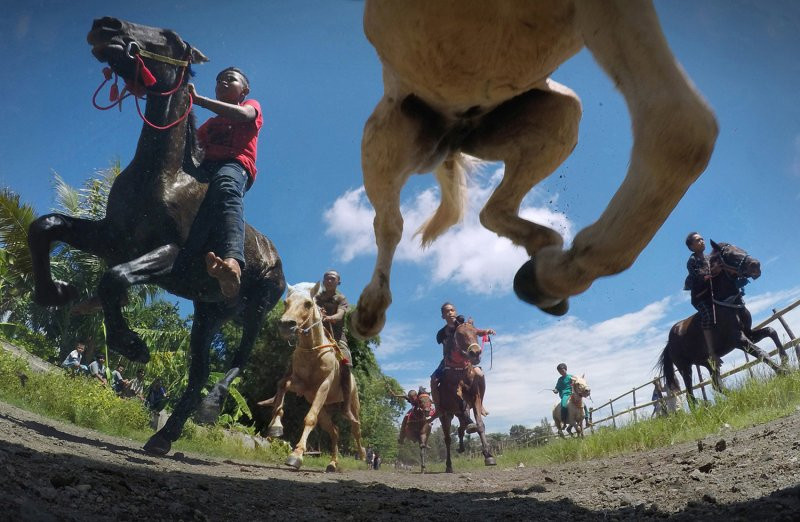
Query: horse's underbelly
365 0 582 110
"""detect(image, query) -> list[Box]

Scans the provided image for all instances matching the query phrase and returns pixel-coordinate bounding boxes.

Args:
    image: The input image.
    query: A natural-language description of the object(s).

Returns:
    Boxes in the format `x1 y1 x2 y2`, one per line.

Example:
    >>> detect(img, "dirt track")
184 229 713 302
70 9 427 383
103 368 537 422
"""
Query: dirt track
1 400 799 521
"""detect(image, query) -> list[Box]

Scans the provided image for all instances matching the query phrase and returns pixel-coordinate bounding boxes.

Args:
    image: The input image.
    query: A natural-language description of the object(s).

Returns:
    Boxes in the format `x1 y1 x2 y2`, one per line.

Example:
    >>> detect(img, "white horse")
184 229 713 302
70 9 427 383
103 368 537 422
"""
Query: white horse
552 375 591 438
258 282 365 471
350 0 718 338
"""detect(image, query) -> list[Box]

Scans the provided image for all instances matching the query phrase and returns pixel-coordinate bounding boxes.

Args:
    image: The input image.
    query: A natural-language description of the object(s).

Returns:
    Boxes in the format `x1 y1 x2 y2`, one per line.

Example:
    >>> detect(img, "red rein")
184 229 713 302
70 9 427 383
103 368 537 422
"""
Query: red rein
92 53 192 130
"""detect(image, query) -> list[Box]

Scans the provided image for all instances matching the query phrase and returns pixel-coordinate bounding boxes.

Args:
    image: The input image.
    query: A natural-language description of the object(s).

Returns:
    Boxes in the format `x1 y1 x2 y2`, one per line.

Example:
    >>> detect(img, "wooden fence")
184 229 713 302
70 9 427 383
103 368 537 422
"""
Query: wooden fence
588 299 800 430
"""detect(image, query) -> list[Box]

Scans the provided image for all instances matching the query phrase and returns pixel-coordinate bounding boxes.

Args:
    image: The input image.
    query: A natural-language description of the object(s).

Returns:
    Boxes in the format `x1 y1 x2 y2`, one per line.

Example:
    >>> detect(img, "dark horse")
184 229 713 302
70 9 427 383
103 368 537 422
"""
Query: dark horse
658 241 788 404
397 390 434 473
436 322 496 473
27 18 285 455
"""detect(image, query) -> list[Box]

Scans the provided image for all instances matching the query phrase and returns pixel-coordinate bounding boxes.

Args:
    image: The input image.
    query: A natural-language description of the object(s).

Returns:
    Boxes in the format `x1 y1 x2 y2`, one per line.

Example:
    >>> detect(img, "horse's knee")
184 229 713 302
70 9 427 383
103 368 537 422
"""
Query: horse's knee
98 265 131 300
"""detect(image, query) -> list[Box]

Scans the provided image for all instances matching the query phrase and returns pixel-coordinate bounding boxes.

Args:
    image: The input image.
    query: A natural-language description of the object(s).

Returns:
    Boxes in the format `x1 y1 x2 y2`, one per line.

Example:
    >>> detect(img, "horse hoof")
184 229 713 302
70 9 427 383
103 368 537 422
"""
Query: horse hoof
143 434 171 456
484 456 497 466
268 425 284 438
325 463 337 473
445 466 453 473
513 259 569 316
34 280 79 307
285 454 303 470
349 306 386 339
457 446 465 454
465 423 478 434
109 329 150 363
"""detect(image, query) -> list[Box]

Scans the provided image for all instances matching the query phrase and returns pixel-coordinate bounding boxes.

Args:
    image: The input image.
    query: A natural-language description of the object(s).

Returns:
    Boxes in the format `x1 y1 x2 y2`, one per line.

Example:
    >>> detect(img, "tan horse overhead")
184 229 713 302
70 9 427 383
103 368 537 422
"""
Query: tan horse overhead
350 0 718 338
258 282 365 471
552 374 591 438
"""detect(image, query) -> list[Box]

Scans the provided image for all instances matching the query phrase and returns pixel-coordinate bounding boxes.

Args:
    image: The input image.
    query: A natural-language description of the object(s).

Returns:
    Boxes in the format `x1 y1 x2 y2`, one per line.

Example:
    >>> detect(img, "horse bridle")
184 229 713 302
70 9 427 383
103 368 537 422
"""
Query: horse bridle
93 40 194 130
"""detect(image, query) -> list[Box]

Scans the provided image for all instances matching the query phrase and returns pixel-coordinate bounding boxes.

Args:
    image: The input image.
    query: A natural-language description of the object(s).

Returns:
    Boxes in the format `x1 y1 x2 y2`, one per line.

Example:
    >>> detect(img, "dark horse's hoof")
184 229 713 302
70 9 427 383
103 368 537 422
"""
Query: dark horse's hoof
465 423 478 434
34 280 79 307
286 454 303 470
108 329 150 363
143 434 171 456
513 259 569 316
484 456 497 466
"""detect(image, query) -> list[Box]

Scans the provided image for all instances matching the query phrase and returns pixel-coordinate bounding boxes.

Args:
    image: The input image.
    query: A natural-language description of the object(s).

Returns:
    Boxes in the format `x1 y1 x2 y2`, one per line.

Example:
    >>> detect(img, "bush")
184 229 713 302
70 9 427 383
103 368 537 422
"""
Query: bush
0 349 149 434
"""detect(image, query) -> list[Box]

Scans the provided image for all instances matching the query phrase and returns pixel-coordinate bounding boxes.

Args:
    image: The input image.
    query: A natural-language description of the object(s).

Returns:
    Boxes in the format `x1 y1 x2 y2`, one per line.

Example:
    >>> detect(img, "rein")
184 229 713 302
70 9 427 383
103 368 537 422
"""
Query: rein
92 41 193 130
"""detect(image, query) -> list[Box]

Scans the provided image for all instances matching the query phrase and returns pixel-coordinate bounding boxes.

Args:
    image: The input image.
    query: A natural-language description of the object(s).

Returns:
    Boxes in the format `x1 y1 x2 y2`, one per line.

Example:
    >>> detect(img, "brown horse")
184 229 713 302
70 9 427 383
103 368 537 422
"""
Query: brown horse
258 282 365 471
26 18 285 455
436 322 495 473
552 375 591 438
350 0 718 339
658 241 788 405
397 390 434 473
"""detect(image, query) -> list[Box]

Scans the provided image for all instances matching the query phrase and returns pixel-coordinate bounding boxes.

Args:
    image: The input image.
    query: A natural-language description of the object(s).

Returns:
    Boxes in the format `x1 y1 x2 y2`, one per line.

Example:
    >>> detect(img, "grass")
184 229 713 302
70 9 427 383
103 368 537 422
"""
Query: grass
447 370 800 471
4 346 799 472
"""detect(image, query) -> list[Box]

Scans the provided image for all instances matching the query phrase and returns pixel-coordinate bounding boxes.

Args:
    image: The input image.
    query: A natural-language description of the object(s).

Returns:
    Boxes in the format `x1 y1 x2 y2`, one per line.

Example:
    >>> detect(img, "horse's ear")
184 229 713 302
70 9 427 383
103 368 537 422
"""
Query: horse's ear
311 281 321 297
710 239 720 252
285 284 294 297
190 47 209 64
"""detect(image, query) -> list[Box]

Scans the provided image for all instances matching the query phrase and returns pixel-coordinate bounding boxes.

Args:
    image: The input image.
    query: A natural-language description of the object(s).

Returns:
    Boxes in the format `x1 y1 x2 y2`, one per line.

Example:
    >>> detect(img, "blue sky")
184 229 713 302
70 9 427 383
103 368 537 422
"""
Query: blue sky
2 1 799 433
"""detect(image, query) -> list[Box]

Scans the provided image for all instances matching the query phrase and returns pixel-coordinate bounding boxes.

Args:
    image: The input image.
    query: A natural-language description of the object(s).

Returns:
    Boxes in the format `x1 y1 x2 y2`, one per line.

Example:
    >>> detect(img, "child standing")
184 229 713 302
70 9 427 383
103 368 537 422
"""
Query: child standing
186 67 263 298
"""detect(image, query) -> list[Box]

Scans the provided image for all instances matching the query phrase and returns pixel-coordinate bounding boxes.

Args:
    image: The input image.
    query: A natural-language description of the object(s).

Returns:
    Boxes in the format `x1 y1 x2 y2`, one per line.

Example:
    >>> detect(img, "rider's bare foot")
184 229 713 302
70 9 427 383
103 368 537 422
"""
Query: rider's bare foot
206 252 241 298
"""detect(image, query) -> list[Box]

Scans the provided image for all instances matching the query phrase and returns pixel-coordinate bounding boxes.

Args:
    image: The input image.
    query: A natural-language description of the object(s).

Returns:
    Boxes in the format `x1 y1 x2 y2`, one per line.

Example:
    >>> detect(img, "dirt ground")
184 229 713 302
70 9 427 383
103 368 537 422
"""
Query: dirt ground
1 400 799 521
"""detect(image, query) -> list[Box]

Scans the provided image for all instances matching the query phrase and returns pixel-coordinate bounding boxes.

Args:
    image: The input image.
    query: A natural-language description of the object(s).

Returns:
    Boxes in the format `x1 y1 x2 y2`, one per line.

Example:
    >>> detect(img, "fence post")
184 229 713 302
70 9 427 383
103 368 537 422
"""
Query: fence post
632 388 638 423
773 307 799 363
743 352 755 378
696 366 708 401
609 401 616 429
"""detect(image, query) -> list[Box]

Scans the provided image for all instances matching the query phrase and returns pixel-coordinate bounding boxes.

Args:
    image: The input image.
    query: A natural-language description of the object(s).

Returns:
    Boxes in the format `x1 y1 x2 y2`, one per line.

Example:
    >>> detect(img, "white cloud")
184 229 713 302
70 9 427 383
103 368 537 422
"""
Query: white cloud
323 164 574 295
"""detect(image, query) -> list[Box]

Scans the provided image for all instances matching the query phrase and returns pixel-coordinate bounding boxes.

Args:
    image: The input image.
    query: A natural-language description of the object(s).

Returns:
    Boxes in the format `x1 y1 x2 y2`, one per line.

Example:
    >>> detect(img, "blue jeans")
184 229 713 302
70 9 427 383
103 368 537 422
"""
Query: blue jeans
182 161 249 267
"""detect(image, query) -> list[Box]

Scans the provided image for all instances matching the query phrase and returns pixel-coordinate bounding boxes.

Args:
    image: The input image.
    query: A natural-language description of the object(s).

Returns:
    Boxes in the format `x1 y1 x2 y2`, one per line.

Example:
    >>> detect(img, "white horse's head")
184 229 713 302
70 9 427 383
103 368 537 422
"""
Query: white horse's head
279 282 322 341
572 374 591 399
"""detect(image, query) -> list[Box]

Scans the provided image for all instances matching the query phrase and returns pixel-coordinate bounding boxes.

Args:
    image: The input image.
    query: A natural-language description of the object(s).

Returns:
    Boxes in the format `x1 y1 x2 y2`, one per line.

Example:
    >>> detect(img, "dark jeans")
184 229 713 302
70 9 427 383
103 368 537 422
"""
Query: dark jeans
183 161 249 267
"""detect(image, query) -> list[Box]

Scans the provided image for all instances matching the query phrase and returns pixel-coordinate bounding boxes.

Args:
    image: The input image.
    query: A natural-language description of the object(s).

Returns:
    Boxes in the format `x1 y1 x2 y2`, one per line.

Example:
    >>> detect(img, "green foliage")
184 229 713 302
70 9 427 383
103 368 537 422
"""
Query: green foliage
0 349 149 434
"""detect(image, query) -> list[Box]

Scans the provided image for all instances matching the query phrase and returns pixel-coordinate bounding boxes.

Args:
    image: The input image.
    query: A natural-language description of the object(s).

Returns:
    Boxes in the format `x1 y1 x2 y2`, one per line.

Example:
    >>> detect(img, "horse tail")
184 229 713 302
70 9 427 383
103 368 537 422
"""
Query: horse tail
415 153 468 247
658 342 678 391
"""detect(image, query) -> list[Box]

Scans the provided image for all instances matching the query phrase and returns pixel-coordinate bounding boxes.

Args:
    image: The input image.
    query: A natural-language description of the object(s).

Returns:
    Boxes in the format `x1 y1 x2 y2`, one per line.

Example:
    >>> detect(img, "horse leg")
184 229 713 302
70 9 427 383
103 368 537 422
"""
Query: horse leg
457 425 466 454
749 326 790 367
286 378 333 470
348 380 366 461
678 364 697 407
28 214 110 307
316 408 339 473
350 93 438 338
472 392 496 466
441 414 454 473
518 1 718 313
739 336 786 374
144 301 223 455
260 374 292 438
419 424 430 473
464 84 580 315
97 244 182 363
195 281 281 424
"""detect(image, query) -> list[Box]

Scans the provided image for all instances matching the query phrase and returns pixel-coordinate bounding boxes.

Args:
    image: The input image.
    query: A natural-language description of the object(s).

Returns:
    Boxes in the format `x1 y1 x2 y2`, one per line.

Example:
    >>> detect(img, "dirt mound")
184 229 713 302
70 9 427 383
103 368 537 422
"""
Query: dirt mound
1 400 799 521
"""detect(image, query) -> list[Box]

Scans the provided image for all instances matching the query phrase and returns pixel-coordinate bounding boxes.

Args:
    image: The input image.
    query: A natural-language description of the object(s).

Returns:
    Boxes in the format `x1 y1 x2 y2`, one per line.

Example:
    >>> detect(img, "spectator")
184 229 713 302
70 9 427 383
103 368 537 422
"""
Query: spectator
125 369 146 400
61 342 88 374
111 364 130 395
365 447 374 470
373 451 381 470
145 378 169 412
88 354 108 386
651 379 665 418
665 383 684 414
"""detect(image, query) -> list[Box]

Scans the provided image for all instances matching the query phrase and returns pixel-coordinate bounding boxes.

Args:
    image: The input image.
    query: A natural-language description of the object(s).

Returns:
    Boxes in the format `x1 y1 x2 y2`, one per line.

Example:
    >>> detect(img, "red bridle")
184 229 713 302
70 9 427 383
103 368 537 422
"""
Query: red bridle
92 43 193 130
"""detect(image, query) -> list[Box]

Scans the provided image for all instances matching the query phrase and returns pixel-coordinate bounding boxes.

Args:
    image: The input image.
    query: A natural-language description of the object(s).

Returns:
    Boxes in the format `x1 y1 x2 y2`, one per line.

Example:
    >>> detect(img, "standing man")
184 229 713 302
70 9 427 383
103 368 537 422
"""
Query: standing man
315 270 358 423
88 354 108 386
61 342 87 373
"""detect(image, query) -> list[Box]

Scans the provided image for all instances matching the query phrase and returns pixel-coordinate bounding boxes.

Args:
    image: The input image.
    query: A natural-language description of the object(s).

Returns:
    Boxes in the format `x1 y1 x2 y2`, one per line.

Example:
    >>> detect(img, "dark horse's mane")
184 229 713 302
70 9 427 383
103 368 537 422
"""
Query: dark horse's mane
183 111 203 172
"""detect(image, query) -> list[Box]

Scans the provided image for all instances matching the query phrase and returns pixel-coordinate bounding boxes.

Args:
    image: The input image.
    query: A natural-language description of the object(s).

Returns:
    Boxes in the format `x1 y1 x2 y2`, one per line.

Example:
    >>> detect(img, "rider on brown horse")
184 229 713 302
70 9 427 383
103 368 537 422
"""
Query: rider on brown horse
430 303 494 429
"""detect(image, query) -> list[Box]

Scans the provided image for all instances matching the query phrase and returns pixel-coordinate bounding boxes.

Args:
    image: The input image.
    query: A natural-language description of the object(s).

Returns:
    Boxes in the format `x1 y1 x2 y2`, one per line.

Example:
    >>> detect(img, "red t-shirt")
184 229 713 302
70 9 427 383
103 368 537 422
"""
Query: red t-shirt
197 99 263 185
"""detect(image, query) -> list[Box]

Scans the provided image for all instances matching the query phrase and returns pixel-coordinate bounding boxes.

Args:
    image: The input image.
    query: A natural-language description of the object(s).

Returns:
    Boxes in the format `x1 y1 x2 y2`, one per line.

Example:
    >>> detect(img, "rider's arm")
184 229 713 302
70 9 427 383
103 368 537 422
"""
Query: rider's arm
188 84 257 122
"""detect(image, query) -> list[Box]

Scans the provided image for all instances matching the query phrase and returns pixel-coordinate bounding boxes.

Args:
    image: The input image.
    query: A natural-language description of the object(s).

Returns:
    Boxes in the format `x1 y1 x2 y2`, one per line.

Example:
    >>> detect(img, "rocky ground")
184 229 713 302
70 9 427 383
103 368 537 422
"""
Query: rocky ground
1 400 799 521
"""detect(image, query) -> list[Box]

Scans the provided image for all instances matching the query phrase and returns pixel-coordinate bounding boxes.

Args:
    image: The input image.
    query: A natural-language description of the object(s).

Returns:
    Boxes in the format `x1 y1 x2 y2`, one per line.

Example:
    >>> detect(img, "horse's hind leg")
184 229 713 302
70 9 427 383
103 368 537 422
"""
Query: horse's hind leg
348 382 366 461
521 1 718 313
196 280 282 424
464 84 580 314
678 364 697 407
28 214 109 306
350 93 439 338
144 302 224 455
316 408 339 473
97 244 181 362
441 414 454 473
